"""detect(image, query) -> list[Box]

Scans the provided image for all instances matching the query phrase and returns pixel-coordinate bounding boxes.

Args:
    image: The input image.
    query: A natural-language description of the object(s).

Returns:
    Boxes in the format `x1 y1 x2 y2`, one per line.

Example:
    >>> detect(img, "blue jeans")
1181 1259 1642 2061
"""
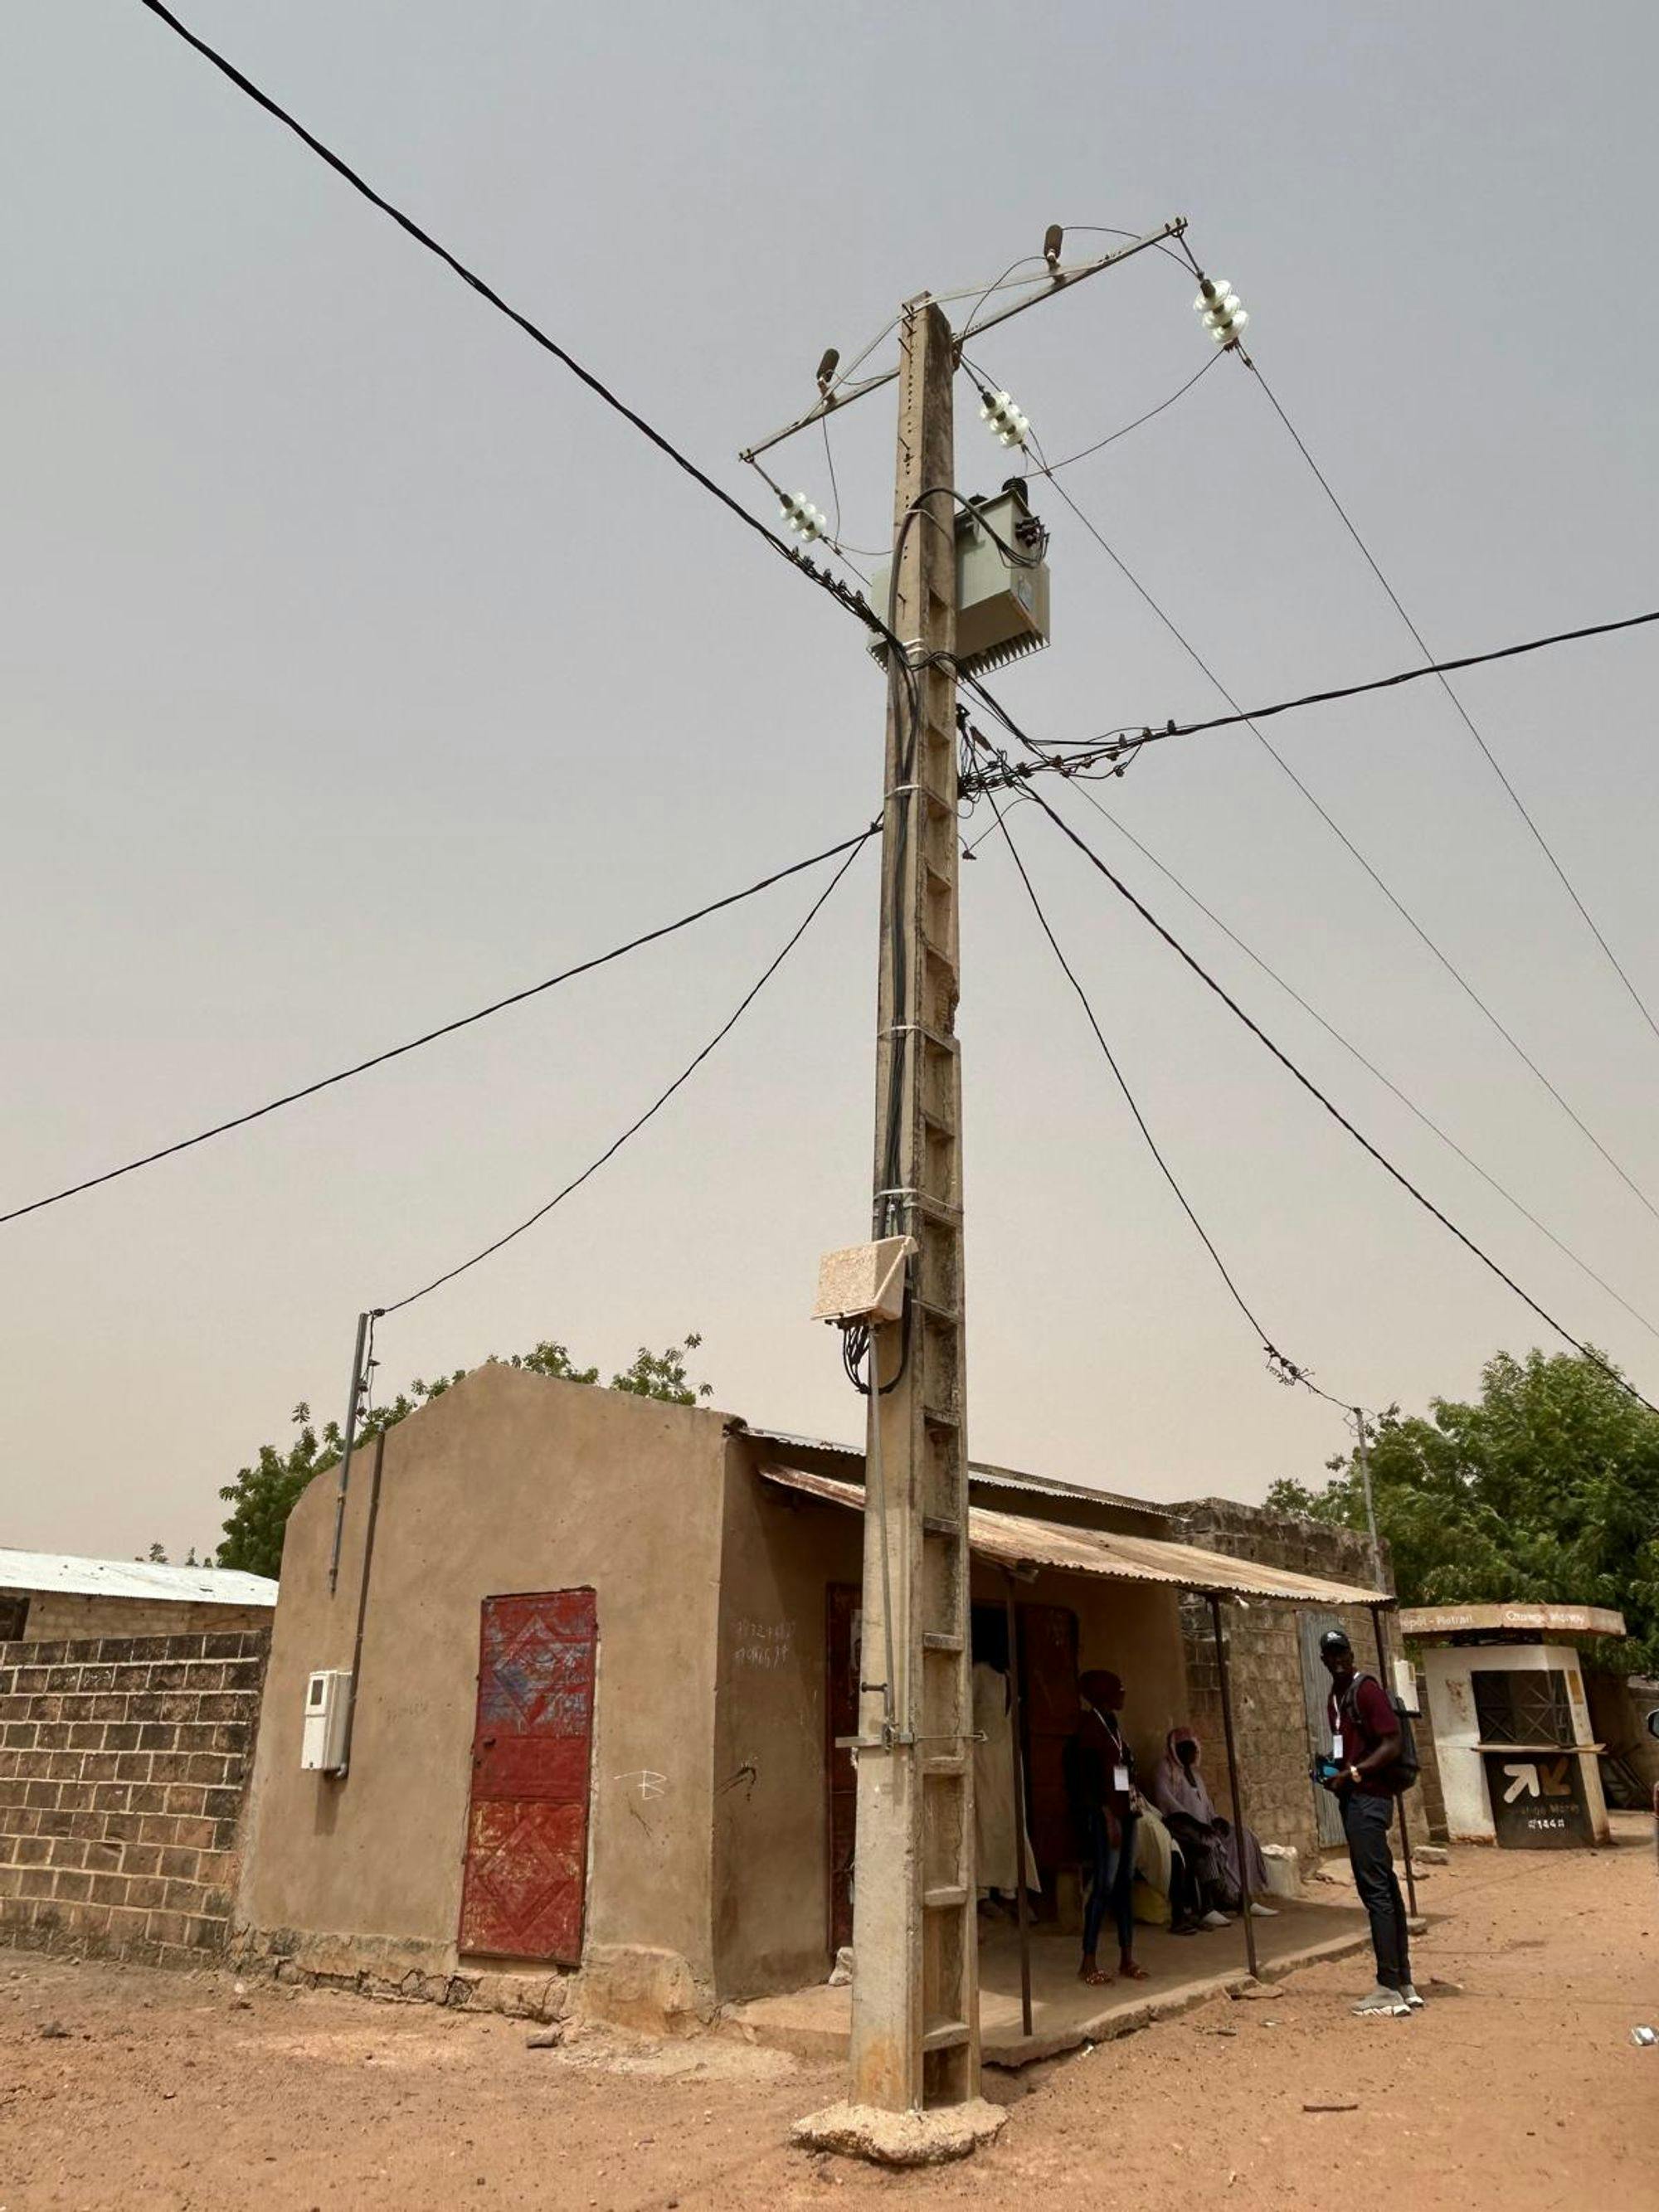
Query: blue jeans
1082 1806 1138 1958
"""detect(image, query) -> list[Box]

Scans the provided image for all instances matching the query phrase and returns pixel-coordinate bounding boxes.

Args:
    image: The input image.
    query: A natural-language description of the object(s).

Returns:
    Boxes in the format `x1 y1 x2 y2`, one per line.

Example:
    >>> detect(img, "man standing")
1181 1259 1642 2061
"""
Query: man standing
1319 1627 1421 2017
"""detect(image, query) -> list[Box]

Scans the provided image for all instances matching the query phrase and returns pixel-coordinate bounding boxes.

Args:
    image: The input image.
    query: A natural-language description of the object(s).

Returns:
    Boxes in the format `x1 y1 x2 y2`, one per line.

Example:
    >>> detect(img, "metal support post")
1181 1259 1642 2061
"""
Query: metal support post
1003 1575 1033 2038
1354 1408 1381 1584
847 294 979 2116
1372 1608 1420 1918
1207 1592 1259 1983
337 1426 387 1778
326 1310 371 1597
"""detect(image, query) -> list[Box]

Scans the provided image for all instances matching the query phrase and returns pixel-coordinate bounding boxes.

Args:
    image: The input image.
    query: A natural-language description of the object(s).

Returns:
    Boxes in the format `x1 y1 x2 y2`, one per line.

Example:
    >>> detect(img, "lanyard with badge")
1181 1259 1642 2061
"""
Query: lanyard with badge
1094 1708 1131 1795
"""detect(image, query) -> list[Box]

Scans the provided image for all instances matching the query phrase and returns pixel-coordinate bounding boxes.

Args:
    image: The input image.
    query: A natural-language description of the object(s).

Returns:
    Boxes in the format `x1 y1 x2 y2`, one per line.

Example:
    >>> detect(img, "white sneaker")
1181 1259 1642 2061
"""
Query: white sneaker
1199 1908 1232 1929
1400 1983 1424 2010
1352 1985 1411 2017
1247 1903 1278 1918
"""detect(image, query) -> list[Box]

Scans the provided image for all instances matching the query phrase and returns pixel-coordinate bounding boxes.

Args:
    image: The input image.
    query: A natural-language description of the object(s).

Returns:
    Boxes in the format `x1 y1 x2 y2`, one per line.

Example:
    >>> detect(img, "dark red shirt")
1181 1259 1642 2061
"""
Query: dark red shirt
1326 1672 1399 1797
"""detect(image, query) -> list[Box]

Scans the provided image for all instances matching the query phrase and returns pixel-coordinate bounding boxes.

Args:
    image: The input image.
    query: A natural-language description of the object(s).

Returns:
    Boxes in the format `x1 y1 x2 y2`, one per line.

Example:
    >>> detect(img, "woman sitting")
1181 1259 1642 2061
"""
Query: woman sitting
1150 1727 1277 1921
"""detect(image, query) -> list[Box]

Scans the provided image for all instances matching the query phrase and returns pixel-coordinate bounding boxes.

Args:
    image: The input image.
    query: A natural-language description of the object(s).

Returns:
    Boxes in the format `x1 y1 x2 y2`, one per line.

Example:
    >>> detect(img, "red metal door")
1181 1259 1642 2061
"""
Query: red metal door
459 1588 596 1964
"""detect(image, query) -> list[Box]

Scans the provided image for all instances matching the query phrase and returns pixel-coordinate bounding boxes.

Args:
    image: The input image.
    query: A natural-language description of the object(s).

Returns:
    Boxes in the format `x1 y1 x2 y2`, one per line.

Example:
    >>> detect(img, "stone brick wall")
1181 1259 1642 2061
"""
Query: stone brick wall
1171 1500 1429 1870
0 1629 269 1967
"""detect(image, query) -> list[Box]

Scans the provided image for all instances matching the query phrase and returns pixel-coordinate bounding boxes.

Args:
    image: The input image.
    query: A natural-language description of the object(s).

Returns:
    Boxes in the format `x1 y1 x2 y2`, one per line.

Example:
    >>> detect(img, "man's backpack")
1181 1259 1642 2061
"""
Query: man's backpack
1343 1671 1421 1796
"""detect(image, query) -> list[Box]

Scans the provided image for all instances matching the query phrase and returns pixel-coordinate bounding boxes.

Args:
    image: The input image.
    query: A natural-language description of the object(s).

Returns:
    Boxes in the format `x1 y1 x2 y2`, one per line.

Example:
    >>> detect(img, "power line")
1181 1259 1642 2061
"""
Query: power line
1246 355 1659 1048
1038 768 1659 1344
1021 350 1226 479
90 29 1659 1384
984 779 1356 1408
378 831 872 1315
2 827 874 1227
963 718 1659 1417
1024 471 1659 1225
965 605 1659 776
129 0 883 644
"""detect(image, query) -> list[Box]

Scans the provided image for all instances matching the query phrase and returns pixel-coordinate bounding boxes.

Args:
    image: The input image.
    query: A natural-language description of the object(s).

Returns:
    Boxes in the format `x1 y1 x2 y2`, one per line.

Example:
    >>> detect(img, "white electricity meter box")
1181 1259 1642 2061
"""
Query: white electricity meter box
301 1668 352 1772
868 482 1050 678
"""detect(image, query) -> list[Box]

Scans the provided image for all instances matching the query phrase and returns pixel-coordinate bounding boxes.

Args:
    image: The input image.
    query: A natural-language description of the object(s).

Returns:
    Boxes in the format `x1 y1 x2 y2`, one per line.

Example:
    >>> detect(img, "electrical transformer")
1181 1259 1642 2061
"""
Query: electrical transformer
868 479 1050 677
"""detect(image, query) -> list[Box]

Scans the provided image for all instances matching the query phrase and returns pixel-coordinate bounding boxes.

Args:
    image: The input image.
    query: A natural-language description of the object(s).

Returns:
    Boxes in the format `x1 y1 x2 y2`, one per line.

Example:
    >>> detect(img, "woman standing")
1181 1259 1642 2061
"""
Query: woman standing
1063 1670 1150 1986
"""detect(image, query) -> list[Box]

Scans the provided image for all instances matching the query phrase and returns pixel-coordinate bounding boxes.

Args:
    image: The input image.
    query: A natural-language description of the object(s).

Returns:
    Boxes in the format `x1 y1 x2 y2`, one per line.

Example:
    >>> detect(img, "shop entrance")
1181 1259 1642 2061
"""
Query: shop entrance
825 1582 1079 1953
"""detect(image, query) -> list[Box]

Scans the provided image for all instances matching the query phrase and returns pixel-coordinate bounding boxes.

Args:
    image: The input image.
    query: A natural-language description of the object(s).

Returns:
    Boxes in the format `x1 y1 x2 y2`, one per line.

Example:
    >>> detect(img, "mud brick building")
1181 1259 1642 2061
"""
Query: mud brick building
0 1548 275 1646
2 1383 1402 2014
234 1367 1396 2028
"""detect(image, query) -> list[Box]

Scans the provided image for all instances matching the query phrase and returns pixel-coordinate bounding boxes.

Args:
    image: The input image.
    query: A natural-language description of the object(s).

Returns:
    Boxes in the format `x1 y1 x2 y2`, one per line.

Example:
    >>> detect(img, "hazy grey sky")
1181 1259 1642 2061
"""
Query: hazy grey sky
6 1 1657 1558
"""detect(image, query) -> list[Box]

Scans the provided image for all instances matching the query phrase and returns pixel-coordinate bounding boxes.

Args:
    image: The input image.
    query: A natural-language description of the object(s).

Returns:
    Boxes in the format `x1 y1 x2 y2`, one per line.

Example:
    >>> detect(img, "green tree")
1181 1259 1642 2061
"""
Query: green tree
1265 1349 1659 1672
609 1331 713 1405
216 1331 712 1580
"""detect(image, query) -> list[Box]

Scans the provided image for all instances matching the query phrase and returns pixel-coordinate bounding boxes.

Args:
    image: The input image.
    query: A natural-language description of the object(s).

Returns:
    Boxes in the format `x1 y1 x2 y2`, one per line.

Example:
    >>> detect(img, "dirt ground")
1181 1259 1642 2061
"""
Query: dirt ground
2 1818 1657 2211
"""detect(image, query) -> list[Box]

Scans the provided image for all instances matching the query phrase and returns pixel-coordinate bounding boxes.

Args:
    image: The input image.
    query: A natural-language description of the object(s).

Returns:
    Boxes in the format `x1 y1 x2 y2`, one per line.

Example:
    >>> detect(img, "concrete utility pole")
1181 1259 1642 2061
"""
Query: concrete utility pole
849 297 982 2126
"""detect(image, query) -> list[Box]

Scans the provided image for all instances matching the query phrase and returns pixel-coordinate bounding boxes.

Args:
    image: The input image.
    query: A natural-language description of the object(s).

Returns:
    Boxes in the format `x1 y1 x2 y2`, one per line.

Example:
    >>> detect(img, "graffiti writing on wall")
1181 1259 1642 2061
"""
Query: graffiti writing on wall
732 1617 795 1672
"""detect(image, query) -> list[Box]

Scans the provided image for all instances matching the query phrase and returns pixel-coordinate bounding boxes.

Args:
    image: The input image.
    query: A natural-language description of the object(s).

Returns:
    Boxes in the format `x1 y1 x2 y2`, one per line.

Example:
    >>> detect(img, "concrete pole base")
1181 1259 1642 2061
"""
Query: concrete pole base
792 2098 1007 2166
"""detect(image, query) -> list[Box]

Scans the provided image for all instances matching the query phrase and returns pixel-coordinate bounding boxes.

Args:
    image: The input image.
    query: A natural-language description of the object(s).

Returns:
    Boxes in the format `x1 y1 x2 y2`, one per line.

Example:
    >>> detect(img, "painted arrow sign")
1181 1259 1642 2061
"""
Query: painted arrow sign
1502 1762 1540 1803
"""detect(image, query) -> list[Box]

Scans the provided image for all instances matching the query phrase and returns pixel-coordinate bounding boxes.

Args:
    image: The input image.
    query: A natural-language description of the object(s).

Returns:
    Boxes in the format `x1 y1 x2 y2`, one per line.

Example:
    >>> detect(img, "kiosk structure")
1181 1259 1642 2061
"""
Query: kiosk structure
1401 1603 1623 1848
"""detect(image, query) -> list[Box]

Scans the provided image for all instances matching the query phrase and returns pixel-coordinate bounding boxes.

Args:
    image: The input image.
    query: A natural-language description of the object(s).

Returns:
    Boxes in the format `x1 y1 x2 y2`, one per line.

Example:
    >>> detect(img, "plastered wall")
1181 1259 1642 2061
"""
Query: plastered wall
236 1367 731 2006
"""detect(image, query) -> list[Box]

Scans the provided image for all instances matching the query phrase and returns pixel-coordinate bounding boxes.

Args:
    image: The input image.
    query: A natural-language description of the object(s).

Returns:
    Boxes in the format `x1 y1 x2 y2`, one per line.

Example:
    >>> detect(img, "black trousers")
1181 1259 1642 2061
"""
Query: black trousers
1341 1790 1412 1989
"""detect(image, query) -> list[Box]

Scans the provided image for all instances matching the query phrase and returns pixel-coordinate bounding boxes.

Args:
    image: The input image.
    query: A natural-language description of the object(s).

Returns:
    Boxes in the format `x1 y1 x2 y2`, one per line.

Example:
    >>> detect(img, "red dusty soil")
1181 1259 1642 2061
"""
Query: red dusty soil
2 1817 1657 2210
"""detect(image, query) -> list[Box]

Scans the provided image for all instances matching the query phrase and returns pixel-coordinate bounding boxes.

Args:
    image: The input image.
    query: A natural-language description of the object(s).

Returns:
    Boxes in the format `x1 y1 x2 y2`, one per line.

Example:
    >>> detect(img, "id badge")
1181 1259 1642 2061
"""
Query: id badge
1331 1732 1344 1760
1112 1762 1131 1793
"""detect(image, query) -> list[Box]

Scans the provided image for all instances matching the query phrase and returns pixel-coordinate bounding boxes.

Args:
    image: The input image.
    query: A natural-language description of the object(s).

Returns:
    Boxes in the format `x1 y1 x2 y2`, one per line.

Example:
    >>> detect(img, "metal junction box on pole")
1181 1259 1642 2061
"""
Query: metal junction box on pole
869 481 1049 678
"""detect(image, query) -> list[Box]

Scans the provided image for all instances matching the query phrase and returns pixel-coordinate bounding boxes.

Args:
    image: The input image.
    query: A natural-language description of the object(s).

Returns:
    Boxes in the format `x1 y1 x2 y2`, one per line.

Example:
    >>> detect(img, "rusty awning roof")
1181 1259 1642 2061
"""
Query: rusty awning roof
758 1465 1389 1607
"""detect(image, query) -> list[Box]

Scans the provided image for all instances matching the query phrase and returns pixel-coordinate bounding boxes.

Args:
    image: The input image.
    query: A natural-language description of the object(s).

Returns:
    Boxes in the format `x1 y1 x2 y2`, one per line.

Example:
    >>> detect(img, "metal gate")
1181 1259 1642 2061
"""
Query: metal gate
459 1587 596 1963
1297 1608 1345 1848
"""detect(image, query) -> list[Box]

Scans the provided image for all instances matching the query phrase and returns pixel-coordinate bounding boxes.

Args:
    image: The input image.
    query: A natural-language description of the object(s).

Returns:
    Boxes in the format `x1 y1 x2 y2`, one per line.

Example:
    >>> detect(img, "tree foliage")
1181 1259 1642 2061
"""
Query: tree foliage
216 1331 713 1581
1265 1349 1659 1673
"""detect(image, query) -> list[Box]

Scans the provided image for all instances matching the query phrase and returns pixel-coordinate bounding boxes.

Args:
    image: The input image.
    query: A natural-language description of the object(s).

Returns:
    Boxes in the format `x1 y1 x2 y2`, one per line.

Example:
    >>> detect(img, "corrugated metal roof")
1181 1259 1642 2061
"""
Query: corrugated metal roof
732 1425 1170 1519
0 1550 277 1608
758 1465 1389 1608
966 1458 1170 1520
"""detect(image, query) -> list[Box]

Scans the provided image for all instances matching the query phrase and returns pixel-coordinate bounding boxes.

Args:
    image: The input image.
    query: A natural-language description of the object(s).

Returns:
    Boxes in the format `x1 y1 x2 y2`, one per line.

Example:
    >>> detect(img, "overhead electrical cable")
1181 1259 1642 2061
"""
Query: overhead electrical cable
983 780 1358 1407
1037 769 1659 1344
377 830 873 1315
964 606 1659 780
85 23 1659 1362
1021 351 1226 479
1024 473 1659 1224
129 0 884 644
962 720 1659 1417
1246 356 1659 1048
1 828 874 1227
